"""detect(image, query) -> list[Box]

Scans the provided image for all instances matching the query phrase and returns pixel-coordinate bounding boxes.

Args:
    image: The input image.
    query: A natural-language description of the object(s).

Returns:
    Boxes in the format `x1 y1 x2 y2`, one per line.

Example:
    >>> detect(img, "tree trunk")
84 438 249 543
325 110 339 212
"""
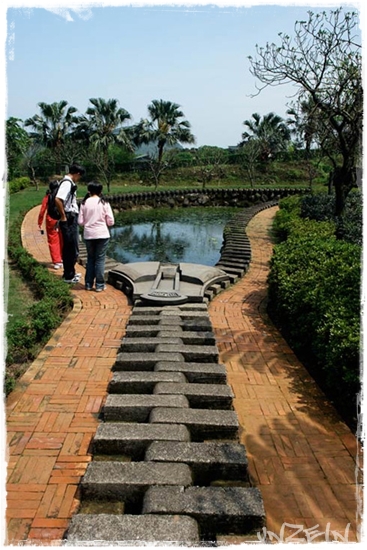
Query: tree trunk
333 165 355 218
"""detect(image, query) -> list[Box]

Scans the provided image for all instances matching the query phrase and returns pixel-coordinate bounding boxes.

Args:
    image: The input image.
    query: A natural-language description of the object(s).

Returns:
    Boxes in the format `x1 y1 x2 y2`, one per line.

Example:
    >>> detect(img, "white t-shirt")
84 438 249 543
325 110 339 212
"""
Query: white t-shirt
78 196 115 239
56 176 78 214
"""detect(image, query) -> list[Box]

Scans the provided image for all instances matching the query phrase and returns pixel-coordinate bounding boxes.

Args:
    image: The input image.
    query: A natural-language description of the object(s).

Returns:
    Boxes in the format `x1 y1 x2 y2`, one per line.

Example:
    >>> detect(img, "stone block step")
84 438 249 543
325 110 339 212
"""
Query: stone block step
124 324 213 337
215 265 244 277
108 371 187 393
155 344 219 363
160 331 216 345
224 238 250 244
142 486 265 535
119 337 183 352
93 422 191 458
124 326 215 344
154 361 227 384
153 382 233 409
113 352 185 371
181 319 213 331
65 514 200 545
220 252 249 262
81 461 192 505
134 304 208 313
103 394 190 422
160 310 210 319
149 407 239 440
145 441 249 483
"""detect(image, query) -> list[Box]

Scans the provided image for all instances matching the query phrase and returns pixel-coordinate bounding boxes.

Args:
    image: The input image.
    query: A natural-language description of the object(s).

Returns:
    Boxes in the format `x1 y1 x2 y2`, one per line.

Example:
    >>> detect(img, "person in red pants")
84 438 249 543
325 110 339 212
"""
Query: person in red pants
38 182 63 269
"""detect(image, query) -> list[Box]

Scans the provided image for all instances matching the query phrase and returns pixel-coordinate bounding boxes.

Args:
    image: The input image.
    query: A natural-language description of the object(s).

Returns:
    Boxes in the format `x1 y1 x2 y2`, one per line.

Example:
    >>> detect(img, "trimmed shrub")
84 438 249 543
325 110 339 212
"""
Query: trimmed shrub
268 200 361 428
300 191 362 246
5 210 73 395
8 177 32 194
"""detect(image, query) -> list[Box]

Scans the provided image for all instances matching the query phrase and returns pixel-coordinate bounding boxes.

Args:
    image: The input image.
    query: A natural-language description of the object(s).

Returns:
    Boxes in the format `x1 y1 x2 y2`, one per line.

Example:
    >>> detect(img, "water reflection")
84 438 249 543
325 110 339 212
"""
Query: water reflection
108 207 239 266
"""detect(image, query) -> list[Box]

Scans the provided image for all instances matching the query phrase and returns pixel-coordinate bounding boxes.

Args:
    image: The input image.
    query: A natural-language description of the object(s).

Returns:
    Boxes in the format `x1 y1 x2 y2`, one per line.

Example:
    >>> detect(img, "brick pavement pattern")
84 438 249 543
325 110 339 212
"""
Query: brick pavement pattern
5 204 362 544
6 206 132 545
209 206 362 543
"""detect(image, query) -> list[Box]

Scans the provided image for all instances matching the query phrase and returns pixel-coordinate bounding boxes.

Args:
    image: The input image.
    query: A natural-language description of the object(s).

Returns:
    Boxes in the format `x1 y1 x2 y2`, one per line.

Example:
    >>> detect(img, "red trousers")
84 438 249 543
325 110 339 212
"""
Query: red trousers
45 217 63 263
38 196 63 264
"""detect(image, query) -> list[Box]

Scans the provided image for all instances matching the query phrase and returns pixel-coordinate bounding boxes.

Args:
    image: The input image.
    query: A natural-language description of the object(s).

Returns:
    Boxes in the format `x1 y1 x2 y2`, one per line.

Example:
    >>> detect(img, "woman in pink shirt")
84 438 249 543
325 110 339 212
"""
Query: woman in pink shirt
78 182 115 291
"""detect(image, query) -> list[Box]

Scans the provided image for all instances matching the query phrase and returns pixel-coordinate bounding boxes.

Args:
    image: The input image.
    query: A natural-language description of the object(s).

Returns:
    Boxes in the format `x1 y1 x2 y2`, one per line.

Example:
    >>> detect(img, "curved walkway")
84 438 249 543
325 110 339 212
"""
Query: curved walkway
5 205 362 544
209 207 361 543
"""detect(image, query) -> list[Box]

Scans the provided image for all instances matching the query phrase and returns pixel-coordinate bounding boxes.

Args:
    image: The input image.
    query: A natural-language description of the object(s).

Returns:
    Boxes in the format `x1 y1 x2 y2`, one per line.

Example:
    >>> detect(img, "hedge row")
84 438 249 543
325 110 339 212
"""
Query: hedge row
5 212 73 395
268 195 361 428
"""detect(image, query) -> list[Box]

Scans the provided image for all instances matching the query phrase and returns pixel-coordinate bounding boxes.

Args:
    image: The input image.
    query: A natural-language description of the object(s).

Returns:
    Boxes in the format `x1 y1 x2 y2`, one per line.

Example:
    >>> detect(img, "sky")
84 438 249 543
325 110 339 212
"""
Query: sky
2 0 364 150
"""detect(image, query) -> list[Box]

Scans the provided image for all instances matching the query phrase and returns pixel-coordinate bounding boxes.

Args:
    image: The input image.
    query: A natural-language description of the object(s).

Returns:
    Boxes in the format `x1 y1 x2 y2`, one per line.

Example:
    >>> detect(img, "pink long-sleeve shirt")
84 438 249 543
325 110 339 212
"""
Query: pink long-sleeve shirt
78 196 115 240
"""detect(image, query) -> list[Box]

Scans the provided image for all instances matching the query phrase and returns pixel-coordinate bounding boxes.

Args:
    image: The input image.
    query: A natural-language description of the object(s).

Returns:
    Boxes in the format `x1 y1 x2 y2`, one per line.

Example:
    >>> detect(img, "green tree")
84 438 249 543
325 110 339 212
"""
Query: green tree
6 117 30 179
241 112 291 162
77 98 132 192
24 100 79 174
133 100 196 189
248 8 363 216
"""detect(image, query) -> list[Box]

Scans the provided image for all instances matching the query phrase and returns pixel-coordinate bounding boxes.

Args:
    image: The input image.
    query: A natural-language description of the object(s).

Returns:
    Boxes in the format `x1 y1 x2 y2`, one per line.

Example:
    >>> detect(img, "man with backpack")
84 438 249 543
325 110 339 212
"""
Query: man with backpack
55 163 86 284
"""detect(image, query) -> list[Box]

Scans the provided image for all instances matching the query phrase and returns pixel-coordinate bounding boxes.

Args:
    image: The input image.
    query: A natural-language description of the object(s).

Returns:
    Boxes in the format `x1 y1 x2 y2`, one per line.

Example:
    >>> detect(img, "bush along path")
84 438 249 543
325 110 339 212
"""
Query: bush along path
5 203 362 544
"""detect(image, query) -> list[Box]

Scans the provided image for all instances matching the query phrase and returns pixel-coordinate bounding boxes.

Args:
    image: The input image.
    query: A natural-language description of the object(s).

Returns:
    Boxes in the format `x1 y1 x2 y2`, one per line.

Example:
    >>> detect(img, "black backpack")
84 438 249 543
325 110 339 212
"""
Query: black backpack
47 178 76 220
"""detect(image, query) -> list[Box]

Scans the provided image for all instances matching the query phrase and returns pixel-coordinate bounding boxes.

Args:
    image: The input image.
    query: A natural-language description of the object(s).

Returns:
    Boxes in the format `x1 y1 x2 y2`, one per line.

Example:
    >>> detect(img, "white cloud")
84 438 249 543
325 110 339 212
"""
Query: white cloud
45 7 94 22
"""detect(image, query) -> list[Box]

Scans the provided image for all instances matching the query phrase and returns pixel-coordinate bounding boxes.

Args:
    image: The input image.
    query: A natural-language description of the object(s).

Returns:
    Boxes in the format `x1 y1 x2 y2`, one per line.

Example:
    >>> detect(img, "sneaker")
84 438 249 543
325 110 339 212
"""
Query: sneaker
85 285 93 291
64 276 81 284
53 263 63 269
95 286 106 292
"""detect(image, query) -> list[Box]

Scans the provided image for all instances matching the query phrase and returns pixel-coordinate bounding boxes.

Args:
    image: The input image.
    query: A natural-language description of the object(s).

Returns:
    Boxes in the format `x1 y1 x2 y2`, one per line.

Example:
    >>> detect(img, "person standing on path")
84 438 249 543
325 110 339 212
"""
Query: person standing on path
37 181 63 269
55 163 86 284
78 181 115 292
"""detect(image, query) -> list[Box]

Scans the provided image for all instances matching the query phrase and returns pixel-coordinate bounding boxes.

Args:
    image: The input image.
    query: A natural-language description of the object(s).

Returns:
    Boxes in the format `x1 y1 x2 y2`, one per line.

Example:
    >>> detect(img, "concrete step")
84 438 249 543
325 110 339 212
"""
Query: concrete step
119 337 183 352
220 253 251 262
153 382 233 409
65 514 200 545
145 441 249 483
149 407 239 441
81 461 192 506
160 331 216 345
155 343 219 363
154 361 227 384
217 259 250 269
103 394 190 422
113 352 185 371
108 371 187 393
215 265 244 277
93 422 191 458
124 325 213 337
142 486 265 536
181 319 213 331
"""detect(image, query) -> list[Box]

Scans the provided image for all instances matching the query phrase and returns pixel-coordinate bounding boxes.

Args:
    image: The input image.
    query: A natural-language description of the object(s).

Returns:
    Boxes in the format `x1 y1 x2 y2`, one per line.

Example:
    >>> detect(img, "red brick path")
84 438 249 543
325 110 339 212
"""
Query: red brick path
6 206 131 544
4 204 362 544
209 206 362 543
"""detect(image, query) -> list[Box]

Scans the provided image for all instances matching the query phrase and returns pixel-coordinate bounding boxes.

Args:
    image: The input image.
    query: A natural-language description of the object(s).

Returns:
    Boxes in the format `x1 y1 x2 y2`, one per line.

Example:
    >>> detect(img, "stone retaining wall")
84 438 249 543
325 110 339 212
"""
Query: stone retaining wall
104 186 303 211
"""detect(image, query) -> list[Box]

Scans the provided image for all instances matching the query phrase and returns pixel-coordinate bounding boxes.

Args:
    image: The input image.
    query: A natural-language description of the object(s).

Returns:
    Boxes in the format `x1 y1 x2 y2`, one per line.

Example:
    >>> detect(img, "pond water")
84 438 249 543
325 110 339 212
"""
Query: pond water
108 207 240 266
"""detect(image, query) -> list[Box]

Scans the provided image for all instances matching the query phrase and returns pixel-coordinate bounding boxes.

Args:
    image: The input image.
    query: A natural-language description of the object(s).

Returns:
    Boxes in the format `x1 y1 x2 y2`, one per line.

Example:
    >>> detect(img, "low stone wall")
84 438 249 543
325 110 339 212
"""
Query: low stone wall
104 186 303 211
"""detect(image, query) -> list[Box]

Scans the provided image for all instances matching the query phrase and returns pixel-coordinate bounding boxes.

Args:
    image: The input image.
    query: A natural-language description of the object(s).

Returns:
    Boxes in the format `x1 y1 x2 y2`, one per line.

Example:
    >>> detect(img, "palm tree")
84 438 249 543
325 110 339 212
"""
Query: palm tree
241 112 291 161
133 100 196 188
24 100 78 174
77 98 132 192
